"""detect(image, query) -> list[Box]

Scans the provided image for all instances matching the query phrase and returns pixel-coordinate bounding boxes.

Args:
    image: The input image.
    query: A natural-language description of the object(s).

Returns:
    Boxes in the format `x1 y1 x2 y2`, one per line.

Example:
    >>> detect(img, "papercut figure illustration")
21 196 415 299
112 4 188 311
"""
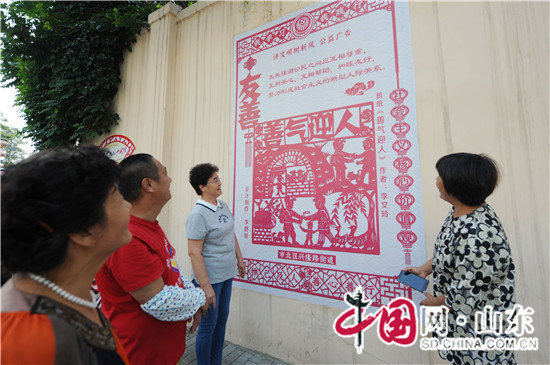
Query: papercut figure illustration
251 102 380 254
356 138 376 186
279 196 302 244
330 139 357 184
303 195 336 247
274 173 285 196
299 213 315 246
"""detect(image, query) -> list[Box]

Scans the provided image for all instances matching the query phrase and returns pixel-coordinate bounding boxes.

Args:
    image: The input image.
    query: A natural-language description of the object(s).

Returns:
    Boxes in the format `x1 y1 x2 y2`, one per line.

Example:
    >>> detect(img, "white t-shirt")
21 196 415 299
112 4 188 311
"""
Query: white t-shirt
186 199 238 284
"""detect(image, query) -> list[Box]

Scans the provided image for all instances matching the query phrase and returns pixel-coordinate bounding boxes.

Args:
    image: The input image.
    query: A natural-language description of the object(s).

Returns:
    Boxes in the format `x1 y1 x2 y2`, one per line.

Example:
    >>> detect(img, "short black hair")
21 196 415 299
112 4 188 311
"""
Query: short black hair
119 154 159 202
1 145 120 275
189 163 219 195
436 153 500 206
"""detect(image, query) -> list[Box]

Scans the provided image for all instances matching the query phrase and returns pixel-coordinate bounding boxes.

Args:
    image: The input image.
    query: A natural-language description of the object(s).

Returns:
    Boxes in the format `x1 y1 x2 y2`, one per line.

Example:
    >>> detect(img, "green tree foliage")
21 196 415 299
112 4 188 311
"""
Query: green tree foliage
1 1 193 150
0 113 26 166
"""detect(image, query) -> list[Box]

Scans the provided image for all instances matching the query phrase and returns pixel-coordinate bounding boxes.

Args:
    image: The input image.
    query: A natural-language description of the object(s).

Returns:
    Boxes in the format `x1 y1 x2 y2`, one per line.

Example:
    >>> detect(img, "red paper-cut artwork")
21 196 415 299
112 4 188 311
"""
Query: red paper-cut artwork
251 102 379 254
233 0 425 308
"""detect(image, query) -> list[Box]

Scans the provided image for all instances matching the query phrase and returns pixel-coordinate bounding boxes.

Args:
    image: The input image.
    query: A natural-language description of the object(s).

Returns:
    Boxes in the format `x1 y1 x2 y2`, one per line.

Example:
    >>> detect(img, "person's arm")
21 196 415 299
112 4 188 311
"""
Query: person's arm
290 210 302 224
403 258 433 278
188 238 216 308
177 260 209 313
355 151 366 164
303 210 321 221
403 258 440 306
190 310 202 333
130 276 164 304
109 238 205 321
130 276 206 321
420 292 446 307
402 258 444 307
344 151 357 161
234 234 246 278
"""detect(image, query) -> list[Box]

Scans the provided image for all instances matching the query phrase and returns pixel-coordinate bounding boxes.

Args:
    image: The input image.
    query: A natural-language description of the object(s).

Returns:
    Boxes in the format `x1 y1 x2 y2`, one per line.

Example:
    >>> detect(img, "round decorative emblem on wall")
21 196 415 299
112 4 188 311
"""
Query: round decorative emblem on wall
98 134 135 163
291 12 315 39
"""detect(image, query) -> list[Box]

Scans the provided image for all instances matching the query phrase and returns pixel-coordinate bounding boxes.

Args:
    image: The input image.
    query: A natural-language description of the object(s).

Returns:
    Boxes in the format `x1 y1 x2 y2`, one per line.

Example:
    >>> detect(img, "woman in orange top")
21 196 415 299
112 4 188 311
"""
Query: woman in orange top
1 146 131 364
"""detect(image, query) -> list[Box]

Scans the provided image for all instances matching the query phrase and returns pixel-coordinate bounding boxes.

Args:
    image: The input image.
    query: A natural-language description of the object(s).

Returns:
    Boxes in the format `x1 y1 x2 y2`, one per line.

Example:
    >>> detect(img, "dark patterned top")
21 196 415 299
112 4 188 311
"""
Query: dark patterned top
432 204 516 365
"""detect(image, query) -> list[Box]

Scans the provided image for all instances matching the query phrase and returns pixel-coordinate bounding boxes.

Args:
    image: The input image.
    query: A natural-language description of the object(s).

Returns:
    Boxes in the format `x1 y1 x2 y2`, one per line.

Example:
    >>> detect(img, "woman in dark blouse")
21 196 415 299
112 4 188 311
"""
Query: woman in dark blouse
405 153 516 365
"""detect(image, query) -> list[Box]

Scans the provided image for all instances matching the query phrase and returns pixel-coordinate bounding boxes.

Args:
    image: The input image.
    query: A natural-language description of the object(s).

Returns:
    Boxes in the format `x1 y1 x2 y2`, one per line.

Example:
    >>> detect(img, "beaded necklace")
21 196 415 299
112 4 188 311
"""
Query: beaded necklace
27 273 97 309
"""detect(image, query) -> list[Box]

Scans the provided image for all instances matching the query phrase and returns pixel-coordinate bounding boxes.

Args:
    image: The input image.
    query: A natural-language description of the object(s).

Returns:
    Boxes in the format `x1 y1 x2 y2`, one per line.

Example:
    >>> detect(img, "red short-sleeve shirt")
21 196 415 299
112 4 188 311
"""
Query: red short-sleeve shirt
95 215 188 365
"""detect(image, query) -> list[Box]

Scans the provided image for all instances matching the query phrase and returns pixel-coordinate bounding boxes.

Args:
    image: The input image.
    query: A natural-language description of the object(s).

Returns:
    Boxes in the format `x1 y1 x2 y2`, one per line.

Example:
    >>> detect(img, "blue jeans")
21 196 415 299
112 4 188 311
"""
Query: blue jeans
195 278 233 365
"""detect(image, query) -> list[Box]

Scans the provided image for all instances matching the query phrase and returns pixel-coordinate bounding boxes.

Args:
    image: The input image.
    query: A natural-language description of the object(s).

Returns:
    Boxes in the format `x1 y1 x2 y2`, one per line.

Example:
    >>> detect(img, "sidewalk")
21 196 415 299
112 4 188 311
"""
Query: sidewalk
179 331 290 365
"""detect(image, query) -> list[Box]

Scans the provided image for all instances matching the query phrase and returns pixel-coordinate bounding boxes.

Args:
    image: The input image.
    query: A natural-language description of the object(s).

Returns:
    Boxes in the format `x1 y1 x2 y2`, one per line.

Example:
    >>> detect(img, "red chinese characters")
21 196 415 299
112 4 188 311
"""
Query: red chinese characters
238 68 262 131
278 250 336 265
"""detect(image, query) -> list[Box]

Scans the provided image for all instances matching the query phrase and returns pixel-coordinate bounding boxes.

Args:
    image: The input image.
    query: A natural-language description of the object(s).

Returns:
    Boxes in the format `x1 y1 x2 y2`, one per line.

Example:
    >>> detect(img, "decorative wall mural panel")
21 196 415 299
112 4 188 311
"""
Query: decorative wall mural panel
232 0 425 308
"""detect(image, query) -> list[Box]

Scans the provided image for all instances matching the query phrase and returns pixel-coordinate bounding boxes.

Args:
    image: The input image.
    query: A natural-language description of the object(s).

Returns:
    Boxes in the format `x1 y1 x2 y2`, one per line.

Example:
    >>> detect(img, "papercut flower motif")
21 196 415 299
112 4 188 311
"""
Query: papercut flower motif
345 86 359 96
345 81 375 96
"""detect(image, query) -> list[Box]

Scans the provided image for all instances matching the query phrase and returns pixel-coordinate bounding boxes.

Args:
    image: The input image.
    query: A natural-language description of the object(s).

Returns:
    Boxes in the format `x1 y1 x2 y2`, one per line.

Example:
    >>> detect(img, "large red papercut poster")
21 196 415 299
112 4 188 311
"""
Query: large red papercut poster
232 0 425 308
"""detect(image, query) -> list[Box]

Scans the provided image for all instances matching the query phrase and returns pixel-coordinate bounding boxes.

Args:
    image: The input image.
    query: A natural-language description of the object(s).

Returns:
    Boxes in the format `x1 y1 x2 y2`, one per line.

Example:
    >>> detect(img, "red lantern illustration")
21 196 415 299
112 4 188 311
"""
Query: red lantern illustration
393 157 413 174
391 122 411 139
392 139 412 156
396 211 416 230
395 193 415 210
390 105 409 121
394 174 414 191
390 88 408 104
